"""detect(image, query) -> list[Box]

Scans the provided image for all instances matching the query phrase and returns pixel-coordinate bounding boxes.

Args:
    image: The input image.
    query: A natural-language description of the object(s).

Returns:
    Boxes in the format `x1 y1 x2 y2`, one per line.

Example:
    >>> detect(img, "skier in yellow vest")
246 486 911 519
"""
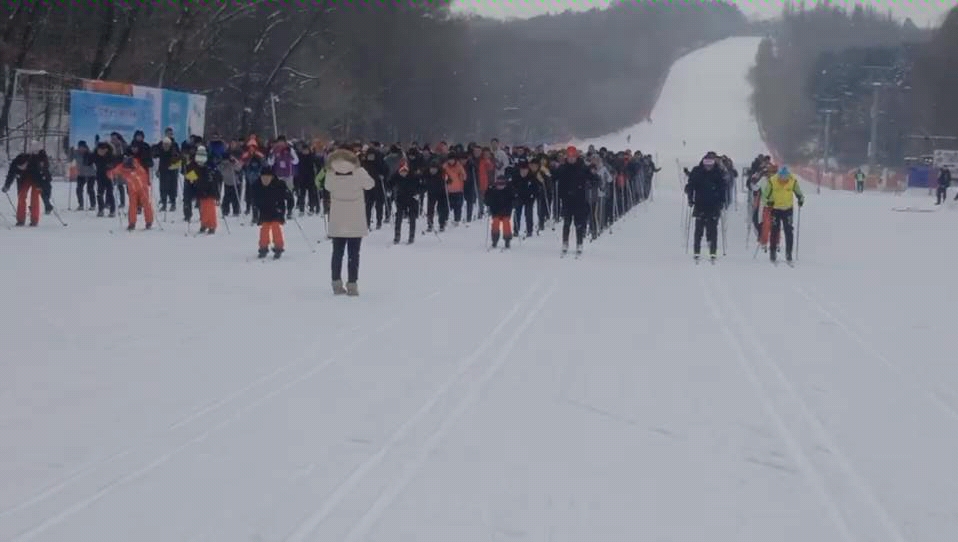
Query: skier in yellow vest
762 166 804 265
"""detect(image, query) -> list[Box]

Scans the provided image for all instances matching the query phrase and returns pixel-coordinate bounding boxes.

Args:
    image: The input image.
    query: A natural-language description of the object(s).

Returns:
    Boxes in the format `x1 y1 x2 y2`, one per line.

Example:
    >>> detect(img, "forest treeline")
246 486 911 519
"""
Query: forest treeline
748 1 958 168
0 1 746 145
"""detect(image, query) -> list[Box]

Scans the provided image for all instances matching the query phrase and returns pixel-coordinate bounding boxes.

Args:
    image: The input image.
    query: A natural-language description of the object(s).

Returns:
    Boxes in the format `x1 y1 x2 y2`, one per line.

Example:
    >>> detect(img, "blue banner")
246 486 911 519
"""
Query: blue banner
69 90 152 148
161 89 191 143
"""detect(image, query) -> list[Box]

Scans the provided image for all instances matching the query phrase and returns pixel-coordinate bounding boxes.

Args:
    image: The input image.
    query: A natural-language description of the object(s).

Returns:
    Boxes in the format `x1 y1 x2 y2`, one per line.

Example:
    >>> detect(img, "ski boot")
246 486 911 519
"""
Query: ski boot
127 224 135 231
575 243 583 256
491 234 499 248
272 247 283 260
346 282 359 296
561 242 569 255
694 253 701 263
504 237 512 249
710 253 717 265
332 280 347 295
258 247 269 259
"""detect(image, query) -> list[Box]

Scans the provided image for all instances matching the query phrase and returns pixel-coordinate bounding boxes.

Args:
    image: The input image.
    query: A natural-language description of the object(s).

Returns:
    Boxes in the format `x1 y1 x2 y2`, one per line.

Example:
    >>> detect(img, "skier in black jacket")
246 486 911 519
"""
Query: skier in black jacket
553 146 598 255
511 158 539 238
485 175 515 249
252 169 287 259
685 151 727 262
391 161 422 244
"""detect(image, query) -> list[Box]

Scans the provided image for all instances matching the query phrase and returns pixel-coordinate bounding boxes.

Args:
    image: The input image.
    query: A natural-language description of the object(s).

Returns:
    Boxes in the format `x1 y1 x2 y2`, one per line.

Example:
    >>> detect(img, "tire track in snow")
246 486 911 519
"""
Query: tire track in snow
8 287 449 542
340 278 559 542
282 279 549 542
696 270 858 542
793 283 958 423
707 270 909 542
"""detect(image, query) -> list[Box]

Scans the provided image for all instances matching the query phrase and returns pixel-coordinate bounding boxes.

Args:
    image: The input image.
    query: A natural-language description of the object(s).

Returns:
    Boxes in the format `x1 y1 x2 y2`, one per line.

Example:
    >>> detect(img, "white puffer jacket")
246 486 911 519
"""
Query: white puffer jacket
325 149 375 238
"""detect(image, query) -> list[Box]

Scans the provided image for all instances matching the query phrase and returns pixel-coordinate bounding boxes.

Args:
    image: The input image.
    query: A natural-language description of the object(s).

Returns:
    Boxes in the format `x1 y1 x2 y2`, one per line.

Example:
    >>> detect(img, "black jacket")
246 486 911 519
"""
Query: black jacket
252 179 288 223
511 170 539 201
553 159 597 205
685 163 726 217
3 153 51 190
391 172 422 206
484 182 515 216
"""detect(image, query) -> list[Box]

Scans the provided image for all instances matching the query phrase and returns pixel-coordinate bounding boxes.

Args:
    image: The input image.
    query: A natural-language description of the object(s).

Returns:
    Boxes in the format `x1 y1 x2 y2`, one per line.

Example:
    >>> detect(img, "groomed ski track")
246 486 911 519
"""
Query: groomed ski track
1 37 956 542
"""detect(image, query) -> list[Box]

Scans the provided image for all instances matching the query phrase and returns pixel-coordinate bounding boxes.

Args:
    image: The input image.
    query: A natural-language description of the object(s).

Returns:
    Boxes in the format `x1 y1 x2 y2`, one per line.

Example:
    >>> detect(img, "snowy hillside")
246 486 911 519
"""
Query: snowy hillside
2 36 957 542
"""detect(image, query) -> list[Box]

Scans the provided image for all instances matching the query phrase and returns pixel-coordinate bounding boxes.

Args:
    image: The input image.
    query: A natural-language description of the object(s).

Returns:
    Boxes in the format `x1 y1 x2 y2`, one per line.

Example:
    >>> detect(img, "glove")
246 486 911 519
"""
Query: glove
766 200 774 209
797 198 804 207
1 186 8 193
687 199 693 207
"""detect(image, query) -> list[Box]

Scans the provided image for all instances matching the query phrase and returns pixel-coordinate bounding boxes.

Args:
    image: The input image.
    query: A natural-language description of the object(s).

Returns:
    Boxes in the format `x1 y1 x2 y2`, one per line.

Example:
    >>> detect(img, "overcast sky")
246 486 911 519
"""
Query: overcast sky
450 0 956 27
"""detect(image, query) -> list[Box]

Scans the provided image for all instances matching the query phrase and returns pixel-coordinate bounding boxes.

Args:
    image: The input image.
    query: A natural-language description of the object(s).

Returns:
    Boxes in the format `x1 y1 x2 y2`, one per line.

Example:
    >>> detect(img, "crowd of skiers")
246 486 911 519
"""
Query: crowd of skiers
2 129 659 293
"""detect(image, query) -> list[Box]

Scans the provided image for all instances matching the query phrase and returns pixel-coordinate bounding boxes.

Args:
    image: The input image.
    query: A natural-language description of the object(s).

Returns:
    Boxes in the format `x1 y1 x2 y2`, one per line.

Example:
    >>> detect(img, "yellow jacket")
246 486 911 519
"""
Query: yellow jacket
763 174 804 210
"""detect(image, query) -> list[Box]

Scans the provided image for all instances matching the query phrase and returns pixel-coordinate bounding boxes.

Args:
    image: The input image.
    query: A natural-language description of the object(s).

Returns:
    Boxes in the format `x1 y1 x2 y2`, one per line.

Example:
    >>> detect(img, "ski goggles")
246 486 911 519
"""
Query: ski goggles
702 158 716 167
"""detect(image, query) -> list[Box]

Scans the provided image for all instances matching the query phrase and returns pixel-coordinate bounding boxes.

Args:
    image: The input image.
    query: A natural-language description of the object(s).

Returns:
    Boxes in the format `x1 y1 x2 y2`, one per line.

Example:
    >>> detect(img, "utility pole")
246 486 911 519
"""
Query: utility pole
867 83 880 171
820 109 838 193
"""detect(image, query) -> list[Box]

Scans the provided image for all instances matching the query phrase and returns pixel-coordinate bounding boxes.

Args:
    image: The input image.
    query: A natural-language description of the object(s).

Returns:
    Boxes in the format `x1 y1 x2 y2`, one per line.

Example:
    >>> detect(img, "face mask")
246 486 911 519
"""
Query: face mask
196 155 208 165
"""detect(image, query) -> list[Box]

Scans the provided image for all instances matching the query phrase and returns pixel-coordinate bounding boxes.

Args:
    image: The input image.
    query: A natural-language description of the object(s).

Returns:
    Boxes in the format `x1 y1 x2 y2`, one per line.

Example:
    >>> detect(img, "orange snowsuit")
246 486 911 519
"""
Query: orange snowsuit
442 161 466 193
110 162 154 228
477 157 493 193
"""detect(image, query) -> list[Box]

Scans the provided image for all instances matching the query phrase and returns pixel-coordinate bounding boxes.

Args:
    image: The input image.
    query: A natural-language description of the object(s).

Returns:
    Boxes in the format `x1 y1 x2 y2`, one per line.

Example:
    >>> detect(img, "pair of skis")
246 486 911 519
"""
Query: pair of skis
560 247 583 259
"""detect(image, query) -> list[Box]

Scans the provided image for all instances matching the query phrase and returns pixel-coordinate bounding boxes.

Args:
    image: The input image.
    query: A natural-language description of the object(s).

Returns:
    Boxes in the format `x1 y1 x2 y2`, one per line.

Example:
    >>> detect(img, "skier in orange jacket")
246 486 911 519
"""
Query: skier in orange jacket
110 156 155 231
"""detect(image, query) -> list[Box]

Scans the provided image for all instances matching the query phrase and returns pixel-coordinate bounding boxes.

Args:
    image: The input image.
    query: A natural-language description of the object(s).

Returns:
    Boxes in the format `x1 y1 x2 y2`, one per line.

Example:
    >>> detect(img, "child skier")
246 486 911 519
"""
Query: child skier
252 169 287 259
484 175 515 249
110 156 154 230
391 161 422 245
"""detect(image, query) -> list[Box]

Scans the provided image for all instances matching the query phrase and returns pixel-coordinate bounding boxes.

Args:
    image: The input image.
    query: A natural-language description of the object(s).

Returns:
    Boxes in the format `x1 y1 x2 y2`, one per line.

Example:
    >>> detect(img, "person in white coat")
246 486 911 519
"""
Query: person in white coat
325 147 375 296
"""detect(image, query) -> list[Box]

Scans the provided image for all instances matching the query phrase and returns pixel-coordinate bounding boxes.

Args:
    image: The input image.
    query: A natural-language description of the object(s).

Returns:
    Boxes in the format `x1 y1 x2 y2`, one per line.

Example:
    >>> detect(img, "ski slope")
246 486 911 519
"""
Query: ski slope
2 36 957 542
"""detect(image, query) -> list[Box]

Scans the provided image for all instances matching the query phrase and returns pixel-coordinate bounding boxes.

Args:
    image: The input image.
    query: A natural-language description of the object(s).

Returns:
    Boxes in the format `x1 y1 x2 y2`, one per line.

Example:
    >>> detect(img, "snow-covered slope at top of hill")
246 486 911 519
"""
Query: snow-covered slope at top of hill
570 36 770 175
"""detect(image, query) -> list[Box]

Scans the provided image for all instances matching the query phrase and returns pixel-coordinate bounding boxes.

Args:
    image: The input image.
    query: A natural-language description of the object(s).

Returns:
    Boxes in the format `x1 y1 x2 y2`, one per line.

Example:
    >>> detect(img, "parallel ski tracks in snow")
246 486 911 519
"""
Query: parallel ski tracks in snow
5 283 457 542
793 283 958 423
283 277 559 542
699 269 909 542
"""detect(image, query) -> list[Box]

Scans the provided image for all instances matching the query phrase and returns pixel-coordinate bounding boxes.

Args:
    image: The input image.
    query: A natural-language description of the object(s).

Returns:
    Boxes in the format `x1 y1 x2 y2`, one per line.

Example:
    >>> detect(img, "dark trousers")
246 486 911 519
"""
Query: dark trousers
221 184 241 216
769 208 794 260
331 237 362 283
295 178 319 214
514 198 535 236
448 192 464 222
183 183 195 221
464 190 477 222
365 191 384 227
538 193 552 230
693 214 719 255
561 200 589 245
936 186 948 204
394 200 418 242
96 178 116 213
76 176 96 208
116 182 126 208
159 170 178 208
426 192 448 229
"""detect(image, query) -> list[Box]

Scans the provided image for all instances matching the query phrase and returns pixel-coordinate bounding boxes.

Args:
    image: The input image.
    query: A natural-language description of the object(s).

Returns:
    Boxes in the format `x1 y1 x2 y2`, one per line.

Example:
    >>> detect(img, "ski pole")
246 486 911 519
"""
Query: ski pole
45 197 68 227
685 209 692 254
289 214 316 253
795 205 801 262
721 211 727 256
0 206 12 229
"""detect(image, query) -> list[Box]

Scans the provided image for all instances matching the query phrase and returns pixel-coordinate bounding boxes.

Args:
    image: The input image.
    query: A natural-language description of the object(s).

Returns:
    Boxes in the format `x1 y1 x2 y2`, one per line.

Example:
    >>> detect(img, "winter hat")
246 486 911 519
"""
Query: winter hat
778 166 790 176
398 160 410 174
517 158 529 169
566 146 578 157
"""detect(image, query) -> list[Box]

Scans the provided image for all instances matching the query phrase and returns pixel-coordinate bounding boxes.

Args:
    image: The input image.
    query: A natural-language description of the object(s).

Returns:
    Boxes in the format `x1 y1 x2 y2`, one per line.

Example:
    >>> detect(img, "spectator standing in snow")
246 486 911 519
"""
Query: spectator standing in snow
325 147 375 296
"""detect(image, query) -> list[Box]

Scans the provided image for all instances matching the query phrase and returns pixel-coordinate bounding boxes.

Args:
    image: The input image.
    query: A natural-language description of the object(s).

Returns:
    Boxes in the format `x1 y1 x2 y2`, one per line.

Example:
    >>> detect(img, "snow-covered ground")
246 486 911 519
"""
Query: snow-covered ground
2 36 957 542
